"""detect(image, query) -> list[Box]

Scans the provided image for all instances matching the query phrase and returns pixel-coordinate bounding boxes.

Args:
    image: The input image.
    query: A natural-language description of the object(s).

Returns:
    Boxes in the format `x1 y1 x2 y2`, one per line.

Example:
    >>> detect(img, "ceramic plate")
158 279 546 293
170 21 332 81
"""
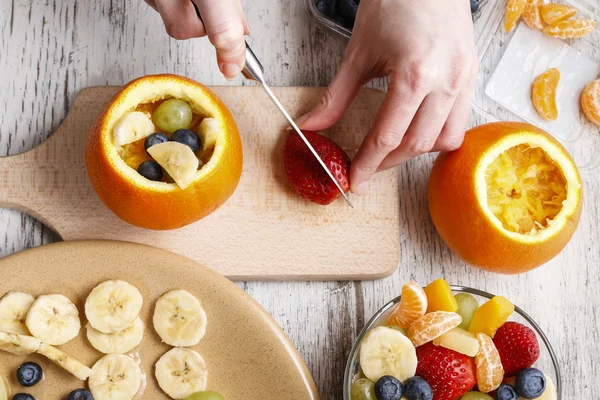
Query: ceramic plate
0 240 318 399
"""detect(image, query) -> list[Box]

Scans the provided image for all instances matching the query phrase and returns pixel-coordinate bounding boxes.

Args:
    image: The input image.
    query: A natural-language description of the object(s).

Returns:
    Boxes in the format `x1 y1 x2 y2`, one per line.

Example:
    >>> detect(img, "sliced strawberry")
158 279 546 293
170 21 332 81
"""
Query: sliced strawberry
493 321 540 377
416 342 476 400
283 130 350 205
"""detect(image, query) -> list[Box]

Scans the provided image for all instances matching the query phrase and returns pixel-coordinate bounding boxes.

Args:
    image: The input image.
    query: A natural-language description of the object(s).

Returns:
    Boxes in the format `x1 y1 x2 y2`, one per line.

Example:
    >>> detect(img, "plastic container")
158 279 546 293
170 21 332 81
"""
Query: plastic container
472 0 600 175
344 285 562 400
304 0 490 39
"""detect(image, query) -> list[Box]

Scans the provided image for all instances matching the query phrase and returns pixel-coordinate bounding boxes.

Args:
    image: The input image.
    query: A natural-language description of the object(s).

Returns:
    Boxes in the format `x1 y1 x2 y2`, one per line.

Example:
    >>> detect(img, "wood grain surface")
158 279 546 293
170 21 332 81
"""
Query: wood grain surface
1 1 599 399
0 85 399 280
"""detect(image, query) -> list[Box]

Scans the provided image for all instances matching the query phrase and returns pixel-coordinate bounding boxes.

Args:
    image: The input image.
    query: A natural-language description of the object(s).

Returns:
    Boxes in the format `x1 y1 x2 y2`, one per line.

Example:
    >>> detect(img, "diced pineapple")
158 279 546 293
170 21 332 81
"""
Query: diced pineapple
433 327 480 357
468 296 514 338
424 279 458 313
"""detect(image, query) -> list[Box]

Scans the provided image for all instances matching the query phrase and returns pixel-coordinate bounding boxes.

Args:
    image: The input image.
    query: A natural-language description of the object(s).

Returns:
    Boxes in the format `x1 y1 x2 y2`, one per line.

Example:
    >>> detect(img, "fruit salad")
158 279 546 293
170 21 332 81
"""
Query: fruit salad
115 97 219 189
0 283 223 400
346 279 559 400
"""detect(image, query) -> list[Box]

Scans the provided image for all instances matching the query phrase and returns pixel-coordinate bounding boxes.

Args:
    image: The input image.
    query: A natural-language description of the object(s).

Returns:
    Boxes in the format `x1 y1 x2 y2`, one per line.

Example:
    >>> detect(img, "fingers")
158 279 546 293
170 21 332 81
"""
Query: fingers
433 63 478 152
195 0 247 79
296 60 367 132
350 75 427 194
377 91 456 171
153 0 206 40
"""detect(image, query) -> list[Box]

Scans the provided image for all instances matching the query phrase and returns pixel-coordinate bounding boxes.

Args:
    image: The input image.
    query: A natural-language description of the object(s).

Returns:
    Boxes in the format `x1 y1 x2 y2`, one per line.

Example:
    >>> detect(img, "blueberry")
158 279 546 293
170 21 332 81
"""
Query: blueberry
144 132 169 153
337 0 358 20
470 0 480 13
67 388 94 400
12 394 35 400
374 376 403 400
515 368 546 398
496 384 519 400
171 129 202 152
404 376 433 400
16 362 43 387
137 160 163 181
315 0 337 16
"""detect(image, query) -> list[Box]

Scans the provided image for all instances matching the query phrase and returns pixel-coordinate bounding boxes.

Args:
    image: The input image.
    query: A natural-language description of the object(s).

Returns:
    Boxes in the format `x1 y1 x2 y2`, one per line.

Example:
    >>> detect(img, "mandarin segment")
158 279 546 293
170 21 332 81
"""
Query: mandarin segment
407 311 461 347
475 333 504 393
505 0 527 32
543 19 596 38
581 79 600 126
532 68 560 121
388 282 428 329
468 296 514 338
541 4 577 25
423 279 458 313
523 0 545 30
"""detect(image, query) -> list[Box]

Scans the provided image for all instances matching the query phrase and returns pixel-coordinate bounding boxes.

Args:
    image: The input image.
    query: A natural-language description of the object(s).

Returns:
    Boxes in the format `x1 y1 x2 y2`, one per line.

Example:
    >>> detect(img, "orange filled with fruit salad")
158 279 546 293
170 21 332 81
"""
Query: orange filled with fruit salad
85 74 243 230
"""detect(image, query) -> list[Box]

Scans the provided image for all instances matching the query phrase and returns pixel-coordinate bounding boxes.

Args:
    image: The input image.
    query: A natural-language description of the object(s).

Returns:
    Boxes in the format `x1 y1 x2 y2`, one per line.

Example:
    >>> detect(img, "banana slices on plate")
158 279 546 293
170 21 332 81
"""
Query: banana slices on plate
85 280 143 334
153 289 207 347
86 317 145 355
0 291 35 335
89 354 142 400
37 343 92 380
155 348 208 399
26 294 81 346
0 331 41 355
0 374 8 400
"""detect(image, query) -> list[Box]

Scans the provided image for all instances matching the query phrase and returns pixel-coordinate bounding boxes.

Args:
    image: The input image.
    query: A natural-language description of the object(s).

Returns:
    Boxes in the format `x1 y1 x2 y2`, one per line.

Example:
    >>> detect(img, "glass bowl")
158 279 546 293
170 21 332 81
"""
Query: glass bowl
343 285 562 399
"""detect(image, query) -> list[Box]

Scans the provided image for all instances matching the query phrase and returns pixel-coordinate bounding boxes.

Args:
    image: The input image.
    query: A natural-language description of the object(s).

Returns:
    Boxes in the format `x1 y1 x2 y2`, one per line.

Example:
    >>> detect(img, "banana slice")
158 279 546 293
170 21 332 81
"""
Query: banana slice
359 326 417 383
0 331 41 355
85 280 143 334
0 291 35 334
25 294 80 345
147 142 199 189
37 343 92 380
86 317 145 354
0 374 7 400
153 290 207 347
113 111 156 146
89 354 142 400
155 347 208 399
197 118 220 150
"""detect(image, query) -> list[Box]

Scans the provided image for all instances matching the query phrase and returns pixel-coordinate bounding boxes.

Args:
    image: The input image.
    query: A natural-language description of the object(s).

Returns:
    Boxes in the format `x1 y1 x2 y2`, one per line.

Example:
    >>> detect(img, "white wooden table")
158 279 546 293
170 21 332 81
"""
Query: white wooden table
1 1 598 398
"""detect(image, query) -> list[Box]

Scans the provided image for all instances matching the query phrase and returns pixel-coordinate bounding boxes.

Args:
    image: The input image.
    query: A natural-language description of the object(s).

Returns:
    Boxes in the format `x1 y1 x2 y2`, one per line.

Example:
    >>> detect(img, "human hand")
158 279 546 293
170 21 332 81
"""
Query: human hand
144 0 249 79
297 0 477 195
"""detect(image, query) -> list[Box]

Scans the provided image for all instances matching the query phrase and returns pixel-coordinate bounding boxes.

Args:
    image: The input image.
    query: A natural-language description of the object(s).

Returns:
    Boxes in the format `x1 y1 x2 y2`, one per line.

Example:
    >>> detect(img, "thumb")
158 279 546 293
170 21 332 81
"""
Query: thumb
296 60 366 131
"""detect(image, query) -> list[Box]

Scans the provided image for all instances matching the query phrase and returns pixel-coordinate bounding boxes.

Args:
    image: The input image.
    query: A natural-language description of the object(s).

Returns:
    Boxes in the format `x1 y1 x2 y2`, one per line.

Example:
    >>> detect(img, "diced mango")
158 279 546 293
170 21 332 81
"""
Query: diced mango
468 296 515 338
423 279 458 313
432 327 480 357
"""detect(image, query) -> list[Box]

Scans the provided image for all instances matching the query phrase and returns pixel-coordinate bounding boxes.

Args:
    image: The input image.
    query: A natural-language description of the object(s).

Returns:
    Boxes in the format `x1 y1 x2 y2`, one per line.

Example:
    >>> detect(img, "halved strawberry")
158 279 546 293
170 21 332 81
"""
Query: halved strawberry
416 342 476 400
283 130 350 205
493 321 540 377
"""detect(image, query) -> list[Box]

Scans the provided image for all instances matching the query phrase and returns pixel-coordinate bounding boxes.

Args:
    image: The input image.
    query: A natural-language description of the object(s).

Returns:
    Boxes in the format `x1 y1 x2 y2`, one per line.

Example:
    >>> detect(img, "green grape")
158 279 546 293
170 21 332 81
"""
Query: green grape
351 378 376 400
185 391 225 400
153 98 193 133
461 391 494 400
388 325 407 336
455 293 479 330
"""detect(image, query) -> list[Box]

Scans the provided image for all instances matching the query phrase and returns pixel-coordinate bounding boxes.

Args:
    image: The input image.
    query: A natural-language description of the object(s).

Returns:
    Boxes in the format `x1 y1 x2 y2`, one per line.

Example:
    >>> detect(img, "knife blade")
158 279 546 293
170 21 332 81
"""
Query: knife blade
241 43 353 207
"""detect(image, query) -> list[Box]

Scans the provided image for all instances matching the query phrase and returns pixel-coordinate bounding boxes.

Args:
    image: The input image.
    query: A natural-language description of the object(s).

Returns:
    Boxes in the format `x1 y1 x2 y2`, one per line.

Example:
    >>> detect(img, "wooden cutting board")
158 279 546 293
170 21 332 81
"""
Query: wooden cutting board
0 86 400 280
0 240 319 399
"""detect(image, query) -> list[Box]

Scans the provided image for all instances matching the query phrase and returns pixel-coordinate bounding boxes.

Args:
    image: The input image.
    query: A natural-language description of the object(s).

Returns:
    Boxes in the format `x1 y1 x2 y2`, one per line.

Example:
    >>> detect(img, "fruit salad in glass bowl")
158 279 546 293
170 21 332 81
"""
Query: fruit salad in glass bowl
344 279 561 400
